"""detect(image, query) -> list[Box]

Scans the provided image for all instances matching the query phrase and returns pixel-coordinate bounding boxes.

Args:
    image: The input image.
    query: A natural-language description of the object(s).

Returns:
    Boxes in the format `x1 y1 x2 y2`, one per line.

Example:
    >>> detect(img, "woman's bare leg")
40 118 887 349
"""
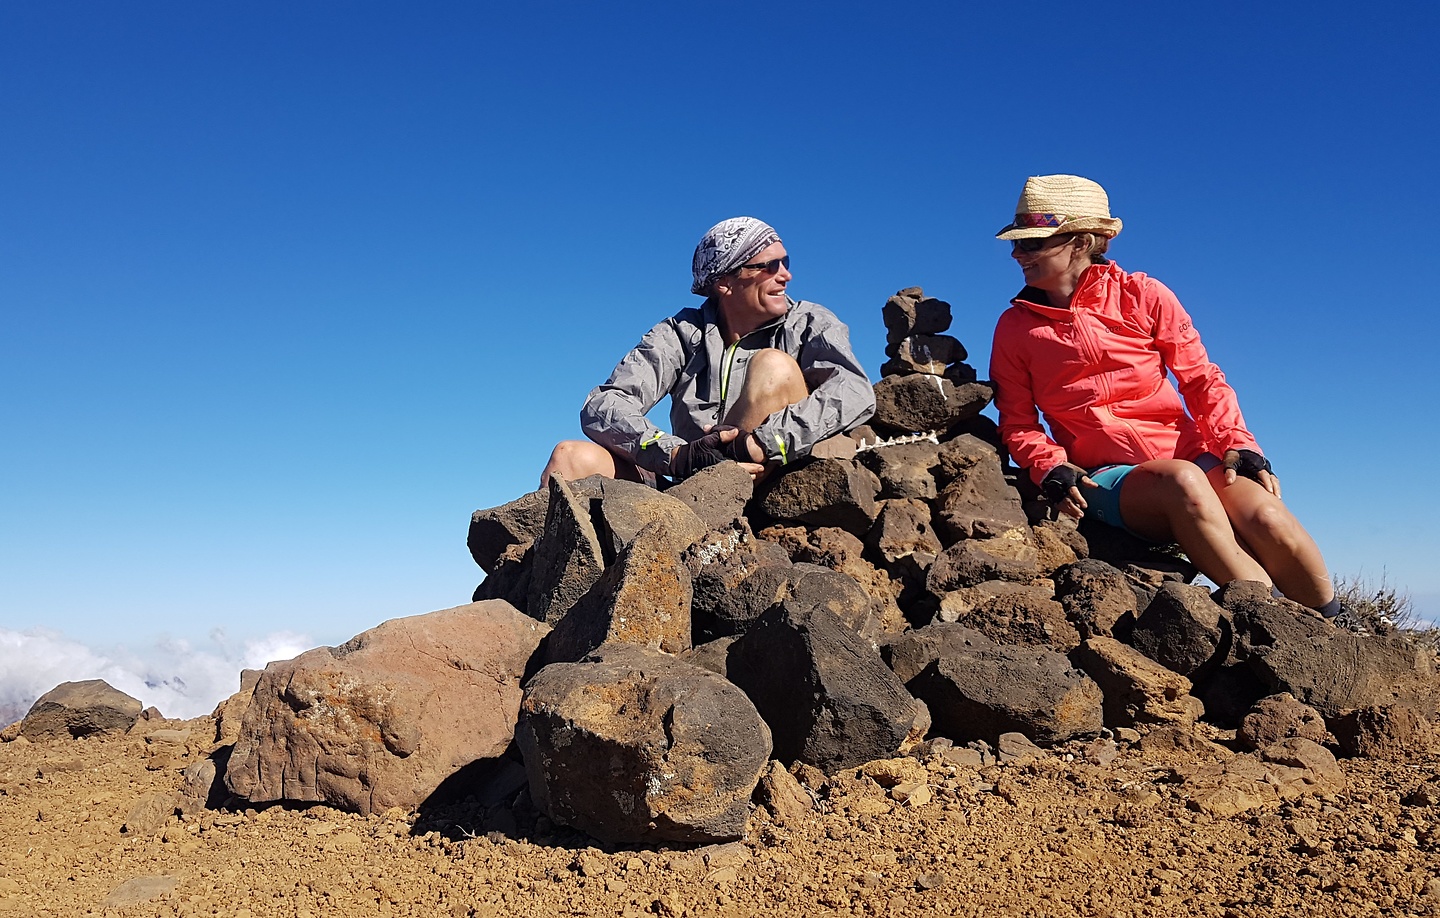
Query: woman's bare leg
538 440 642 490
1203 465 1334 607
1118 460 1273 587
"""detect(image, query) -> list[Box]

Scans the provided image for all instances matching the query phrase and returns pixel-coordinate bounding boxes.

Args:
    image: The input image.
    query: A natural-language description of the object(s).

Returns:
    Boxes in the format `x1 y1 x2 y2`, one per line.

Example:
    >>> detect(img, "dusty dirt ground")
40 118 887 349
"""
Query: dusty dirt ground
2 716 1438 918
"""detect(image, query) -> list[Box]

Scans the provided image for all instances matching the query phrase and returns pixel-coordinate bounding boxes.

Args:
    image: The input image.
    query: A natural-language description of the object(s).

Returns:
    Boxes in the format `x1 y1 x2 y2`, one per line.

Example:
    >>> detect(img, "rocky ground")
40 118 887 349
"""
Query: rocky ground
3 713 1439 918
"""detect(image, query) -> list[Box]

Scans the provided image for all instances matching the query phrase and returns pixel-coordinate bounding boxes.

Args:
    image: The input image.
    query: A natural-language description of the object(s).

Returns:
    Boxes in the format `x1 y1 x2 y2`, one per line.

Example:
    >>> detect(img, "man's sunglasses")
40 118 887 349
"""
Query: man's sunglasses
737 255 790 274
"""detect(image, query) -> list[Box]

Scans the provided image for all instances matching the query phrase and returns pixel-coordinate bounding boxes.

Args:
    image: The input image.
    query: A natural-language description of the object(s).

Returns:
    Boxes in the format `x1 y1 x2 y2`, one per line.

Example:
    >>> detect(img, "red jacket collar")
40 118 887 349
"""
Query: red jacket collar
1011 261 1117 319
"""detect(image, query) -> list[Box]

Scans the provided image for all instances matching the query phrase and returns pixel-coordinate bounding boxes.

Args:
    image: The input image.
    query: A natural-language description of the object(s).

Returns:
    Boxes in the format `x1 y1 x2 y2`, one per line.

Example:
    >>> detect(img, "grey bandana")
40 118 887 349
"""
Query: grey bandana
690 217 781 295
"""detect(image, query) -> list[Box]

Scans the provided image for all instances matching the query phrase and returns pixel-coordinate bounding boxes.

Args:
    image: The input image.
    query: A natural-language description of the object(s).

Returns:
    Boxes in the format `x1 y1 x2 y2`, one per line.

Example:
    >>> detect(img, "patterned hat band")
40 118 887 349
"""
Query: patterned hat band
1014 213 1067 228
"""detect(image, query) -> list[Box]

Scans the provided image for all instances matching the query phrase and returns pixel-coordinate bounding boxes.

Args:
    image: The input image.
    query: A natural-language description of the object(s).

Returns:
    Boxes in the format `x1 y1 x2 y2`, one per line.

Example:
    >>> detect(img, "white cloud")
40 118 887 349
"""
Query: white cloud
0 627 312 724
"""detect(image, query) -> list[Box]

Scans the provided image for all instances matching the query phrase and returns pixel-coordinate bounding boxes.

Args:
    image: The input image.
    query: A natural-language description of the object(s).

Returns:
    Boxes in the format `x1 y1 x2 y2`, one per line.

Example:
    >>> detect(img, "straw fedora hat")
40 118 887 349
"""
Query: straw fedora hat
995 174 1123 240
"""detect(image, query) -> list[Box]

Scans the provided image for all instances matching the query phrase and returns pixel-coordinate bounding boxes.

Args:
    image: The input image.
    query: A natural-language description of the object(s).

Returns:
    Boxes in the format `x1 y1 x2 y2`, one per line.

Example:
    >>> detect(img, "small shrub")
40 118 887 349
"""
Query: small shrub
1333 572 1437 649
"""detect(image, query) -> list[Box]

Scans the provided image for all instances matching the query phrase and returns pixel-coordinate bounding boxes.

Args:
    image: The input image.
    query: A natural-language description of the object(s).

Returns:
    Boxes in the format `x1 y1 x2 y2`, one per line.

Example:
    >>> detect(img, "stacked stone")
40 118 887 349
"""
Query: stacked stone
868 286 994 438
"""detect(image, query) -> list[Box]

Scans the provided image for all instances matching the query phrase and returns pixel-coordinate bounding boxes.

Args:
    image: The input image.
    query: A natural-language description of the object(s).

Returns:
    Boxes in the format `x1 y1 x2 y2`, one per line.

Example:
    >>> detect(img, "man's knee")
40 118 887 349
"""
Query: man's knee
739 348 807 404
541 440 616 486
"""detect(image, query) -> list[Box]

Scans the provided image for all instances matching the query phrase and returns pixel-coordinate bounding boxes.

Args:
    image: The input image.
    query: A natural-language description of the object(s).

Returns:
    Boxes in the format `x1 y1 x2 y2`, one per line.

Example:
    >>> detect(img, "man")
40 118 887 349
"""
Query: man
540 216 875 488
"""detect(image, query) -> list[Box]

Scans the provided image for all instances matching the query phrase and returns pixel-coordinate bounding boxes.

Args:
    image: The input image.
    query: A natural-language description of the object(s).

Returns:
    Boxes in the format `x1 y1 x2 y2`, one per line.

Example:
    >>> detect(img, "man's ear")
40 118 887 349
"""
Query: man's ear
710 275 733 297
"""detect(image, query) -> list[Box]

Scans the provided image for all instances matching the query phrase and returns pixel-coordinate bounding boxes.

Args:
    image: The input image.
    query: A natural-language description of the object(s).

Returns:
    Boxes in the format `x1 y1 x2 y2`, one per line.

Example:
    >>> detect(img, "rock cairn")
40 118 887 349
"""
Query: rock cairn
10 286 1437 848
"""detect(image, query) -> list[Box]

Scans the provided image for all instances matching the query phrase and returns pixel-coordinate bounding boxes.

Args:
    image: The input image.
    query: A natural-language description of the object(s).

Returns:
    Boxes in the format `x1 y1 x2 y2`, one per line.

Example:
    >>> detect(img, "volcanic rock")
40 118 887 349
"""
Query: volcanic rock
517 643 771 844
663 461 754 531
880 334 966 377
726 601 927 773
1053 559 1140 641
226 601 547 816
1331 704 1435 760
544 517 694 664
759 459 881 535
882 289 951 344
20 680 142 741
526 475 608 624
1230 600 1436 720
871 375 992 435
932 435 1029 543
936 581 1080 650
1129 582 1228 678
903 627 1102 746
856 441 942 501
469 488 550 573
1072 637 1203 727
926 537 1039 594
1238 693 1331 750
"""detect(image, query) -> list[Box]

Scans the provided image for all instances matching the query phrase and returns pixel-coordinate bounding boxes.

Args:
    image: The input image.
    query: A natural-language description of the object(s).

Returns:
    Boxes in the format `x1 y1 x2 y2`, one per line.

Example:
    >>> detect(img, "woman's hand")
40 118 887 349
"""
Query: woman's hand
1041 462 1098 520
1222 449 1281 498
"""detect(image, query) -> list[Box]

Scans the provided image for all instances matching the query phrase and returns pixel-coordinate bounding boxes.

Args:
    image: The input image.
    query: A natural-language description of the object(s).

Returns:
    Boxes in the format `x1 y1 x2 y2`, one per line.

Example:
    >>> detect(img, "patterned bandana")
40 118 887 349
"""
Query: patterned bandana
690 217 781 295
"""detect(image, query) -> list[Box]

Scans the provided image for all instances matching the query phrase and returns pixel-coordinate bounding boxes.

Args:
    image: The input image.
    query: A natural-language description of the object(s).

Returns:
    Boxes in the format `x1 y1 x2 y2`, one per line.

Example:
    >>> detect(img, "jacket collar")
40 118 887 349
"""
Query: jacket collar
1011 262 1116 319
700 295 796 343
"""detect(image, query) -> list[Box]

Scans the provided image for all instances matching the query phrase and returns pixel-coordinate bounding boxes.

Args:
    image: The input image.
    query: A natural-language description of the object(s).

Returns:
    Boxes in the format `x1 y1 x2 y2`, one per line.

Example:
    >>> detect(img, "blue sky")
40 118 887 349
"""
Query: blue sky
3 3 1437 716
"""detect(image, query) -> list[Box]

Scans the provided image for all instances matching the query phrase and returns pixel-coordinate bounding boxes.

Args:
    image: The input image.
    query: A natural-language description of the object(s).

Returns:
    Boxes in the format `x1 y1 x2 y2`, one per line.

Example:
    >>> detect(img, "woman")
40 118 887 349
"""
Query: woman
988 174 1343 620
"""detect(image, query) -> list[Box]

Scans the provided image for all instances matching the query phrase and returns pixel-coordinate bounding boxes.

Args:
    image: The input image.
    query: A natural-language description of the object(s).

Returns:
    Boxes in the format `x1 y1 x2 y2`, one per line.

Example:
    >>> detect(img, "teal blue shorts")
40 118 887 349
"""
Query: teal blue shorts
1083 454 1222 539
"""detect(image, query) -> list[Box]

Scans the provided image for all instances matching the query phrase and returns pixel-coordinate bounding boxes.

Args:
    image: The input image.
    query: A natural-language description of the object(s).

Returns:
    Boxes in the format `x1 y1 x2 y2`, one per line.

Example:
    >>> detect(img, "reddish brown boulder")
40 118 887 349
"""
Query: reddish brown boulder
1237 693 1331 750
19 680 141 741
927 537 1039 594
1331 704 1435 760
225 601 547 816
1071 637 1203 728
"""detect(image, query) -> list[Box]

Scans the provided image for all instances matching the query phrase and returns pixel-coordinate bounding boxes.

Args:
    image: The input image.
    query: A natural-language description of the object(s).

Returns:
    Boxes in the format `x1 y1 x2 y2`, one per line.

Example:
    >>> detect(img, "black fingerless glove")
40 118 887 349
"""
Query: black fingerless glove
1226 449 1273 481
723 430 756 463
1041 465 1080 502
671 427 737 480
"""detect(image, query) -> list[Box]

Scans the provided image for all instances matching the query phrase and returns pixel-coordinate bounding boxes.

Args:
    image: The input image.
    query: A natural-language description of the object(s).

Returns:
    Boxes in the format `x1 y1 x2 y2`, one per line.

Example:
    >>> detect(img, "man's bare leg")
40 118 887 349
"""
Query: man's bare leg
538 440 643 490
721 348 809 466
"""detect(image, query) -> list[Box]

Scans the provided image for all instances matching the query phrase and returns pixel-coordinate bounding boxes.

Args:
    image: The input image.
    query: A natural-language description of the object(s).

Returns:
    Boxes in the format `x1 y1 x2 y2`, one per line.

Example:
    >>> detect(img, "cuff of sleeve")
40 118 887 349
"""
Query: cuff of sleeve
751 422 793 465
636 433 684 475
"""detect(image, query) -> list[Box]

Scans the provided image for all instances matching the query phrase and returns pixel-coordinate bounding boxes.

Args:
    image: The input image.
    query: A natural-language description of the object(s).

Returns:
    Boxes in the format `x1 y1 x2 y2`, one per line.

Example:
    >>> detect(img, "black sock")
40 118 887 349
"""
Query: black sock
1315 596 1341 618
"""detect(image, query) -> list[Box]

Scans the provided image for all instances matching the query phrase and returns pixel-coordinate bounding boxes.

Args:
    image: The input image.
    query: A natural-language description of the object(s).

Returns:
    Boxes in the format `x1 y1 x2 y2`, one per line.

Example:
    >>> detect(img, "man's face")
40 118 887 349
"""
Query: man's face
714 241 792 331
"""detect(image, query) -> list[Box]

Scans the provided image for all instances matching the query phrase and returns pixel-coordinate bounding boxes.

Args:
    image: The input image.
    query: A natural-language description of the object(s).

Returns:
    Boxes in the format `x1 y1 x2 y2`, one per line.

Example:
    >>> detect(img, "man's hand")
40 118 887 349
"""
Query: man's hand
671 426 747 480
1222 449 1280 498
1041 462 1098 520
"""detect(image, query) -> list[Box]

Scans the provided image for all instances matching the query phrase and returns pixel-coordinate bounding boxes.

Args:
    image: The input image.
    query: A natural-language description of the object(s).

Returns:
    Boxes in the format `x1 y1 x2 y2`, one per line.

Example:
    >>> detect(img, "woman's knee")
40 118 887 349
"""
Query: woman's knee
1135 461 1222 518
1234 497 1305 549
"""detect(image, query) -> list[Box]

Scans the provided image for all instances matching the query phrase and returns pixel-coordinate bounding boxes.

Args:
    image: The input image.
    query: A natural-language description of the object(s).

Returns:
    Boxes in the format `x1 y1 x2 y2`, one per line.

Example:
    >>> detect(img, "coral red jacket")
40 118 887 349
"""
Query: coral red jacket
989 262 1261 486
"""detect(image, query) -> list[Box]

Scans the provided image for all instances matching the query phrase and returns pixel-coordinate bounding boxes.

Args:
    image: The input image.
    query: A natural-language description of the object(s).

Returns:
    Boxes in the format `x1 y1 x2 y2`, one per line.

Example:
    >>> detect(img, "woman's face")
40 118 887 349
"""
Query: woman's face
1011 234 1087 289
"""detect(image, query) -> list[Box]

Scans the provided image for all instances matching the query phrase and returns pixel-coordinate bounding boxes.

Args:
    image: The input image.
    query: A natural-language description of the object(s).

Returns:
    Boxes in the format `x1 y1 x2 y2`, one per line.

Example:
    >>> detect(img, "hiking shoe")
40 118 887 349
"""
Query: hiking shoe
1330 606 1370 635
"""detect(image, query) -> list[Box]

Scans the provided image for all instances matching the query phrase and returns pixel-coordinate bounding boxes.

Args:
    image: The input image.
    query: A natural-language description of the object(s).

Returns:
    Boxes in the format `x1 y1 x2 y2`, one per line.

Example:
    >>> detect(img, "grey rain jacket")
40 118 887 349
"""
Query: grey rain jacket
580 297 875 477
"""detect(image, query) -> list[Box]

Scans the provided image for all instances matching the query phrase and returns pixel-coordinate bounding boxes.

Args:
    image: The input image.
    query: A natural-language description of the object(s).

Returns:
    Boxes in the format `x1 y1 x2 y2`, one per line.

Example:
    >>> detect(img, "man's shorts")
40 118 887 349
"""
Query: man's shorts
1082 454 1222 539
